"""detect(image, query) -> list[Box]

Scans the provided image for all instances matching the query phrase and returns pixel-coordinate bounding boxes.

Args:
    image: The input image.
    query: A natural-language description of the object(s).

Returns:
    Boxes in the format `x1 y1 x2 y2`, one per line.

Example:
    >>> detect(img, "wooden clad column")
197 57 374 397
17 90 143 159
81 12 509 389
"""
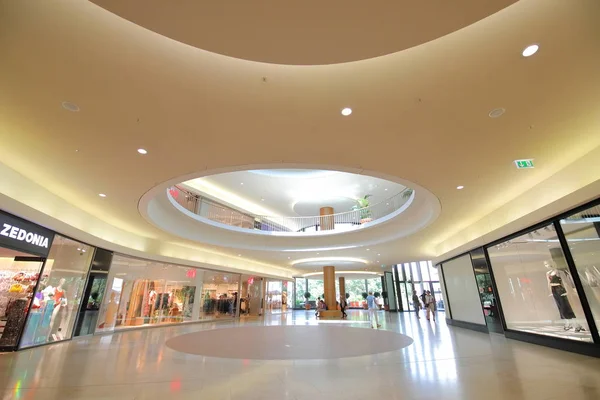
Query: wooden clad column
320 207 334 231
320 266 342 319
339 277 346 303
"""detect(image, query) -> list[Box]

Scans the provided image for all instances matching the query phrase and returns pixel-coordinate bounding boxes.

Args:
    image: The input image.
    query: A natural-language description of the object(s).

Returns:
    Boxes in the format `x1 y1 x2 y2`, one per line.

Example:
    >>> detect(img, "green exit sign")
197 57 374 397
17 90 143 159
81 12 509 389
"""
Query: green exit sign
514 159 534 169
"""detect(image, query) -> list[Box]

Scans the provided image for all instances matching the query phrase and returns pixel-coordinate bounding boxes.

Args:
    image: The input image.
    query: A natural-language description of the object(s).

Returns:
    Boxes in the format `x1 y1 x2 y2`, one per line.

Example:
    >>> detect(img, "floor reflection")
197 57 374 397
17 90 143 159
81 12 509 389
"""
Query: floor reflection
0 309 599 399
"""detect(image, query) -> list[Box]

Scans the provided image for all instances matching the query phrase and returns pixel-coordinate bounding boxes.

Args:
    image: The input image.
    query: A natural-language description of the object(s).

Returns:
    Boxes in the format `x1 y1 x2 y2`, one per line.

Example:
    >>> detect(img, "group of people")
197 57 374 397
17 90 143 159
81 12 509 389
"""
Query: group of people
320 292 380 328
412 290 436 321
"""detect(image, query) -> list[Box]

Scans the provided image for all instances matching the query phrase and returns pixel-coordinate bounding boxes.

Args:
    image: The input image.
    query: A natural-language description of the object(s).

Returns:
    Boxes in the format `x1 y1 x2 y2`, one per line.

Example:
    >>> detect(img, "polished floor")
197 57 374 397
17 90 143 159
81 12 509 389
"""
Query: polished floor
1 310 600 400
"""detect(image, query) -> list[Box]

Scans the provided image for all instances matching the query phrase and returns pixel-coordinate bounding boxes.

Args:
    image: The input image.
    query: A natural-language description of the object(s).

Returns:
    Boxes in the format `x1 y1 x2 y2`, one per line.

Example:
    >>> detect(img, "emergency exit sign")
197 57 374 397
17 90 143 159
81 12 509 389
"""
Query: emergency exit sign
514 159 534 169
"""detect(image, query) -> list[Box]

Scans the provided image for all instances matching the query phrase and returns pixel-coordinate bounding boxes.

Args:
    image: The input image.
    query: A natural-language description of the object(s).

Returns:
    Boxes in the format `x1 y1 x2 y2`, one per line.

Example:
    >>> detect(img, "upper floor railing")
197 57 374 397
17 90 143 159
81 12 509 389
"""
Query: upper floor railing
168 185 413 234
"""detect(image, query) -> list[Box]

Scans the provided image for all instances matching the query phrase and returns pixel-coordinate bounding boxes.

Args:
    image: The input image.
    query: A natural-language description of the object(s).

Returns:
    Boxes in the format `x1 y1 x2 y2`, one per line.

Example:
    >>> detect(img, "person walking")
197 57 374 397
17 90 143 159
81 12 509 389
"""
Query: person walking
340 295 348 319
412 292 422 319
315 297 321 317
424 290 436 321
366 291 381 328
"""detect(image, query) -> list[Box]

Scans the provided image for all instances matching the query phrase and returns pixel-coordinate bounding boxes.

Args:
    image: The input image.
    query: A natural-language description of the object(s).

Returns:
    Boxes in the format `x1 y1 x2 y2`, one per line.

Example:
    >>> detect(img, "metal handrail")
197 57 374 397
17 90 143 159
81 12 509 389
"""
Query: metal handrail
168 185 413 233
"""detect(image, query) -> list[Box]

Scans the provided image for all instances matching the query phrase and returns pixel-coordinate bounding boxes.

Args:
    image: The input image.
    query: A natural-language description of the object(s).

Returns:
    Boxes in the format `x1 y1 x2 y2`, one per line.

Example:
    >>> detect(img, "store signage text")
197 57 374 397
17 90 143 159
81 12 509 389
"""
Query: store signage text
514 159 534 169
0 210 55 257
1 223 50 249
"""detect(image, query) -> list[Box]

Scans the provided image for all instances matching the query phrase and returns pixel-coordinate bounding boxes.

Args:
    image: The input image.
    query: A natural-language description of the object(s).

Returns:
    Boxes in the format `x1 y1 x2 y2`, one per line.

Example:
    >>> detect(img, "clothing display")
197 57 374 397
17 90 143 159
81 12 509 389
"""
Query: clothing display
0 260 44 349
550 284 576 319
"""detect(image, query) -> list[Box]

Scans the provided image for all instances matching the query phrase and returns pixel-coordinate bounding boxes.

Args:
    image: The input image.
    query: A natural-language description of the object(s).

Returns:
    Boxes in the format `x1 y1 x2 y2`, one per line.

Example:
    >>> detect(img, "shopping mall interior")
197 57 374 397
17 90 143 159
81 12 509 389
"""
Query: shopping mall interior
1 0 600 399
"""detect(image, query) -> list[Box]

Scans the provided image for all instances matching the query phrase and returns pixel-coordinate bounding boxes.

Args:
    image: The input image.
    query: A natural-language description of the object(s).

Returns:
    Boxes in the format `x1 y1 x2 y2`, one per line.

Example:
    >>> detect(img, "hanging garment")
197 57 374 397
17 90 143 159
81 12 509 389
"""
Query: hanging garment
551 284 576 319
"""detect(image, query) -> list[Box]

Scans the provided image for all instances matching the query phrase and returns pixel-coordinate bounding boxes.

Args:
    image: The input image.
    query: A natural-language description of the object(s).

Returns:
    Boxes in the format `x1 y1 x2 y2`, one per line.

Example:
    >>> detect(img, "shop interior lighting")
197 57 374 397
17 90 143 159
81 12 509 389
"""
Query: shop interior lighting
341 107 352 116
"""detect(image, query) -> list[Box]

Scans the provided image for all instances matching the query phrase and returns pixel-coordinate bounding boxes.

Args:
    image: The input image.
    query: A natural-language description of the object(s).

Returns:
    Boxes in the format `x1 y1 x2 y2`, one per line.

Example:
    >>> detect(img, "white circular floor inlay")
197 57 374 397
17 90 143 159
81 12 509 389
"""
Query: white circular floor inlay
166 325 413 360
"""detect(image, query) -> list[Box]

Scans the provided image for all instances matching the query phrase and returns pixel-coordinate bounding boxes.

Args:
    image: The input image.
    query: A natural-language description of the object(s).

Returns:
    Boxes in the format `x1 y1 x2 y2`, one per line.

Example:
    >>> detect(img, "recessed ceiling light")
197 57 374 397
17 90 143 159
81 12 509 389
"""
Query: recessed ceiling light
240 182 244 185
457 186 464 190
488 108 505 118
61 101 80 112
377 253 381 256
287 257 291 259
384 188 388 191
137 148 148 155
366 248 370 251
237 254 242 257
522 44 539 57
261 198 265 201
98 193 107 198
341 107 352 116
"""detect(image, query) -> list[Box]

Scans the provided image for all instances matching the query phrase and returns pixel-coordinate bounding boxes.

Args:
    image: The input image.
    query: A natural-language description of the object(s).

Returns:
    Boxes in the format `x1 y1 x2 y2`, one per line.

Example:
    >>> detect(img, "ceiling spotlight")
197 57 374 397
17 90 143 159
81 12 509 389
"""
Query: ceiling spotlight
384 188 388 191
137 148 148 155
366 248 370 251
488 108 505 118
98 193 107 198
287 257 291 259
341 107 352 116
377 253 381 256
240 182 244 185
261 198 265 201
522 44 539 57
61 101 80 112
237 254 242 257
457 186 464 190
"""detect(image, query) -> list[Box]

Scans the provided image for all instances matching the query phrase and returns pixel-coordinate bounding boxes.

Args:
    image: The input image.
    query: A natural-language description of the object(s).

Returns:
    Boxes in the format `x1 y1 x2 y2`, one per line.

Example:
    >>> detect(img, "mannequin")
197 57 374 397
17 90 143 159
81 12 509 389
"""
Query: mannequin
545 261 583 332
49 278 67 339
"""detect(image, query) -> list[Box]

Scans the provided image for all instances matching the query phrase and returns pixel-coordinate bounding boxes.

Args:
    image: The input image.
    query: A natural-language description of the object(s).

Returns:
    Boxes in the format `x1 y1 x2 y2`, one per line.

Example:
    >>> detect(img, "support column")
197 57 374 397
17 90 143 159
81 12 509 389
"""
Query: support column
320 207 335 231
320 266 342 319
339 277 346 304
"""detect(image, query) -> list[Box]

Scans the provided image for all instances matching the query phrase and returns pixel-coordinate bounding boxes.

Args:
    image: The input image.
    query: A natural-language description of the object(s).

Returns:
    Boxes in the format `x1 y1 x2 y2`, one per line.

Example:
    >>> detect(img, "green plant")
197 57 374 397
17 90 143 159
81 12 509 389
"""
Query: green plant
374 292 381 298
352 195 372 219
361 292 368 300
304 292 311 300
402 188 414 199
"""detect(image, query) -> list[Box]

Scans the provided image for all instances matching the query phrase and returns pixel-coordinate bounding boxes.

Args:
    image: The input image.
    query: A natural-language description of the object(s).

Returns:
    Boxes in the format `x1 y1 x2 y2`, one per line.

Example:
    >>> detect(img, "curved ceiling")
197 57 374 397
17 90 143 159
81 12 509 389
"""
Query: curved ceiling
90 0 517 65
1 0 600 279
183 169 406 217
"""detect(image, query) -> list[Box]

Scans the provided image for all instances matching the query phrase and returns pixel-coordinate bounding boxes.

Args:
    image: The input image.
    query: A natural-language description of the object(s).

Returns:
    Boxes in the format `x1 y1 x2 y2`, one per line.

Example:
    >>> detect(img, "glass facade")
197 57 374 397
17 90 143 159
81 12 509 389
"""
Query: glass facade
96 255 240 333
487 224 592 342
560 205 600 334
20 235 94 348
395 261 444 312
0 249 44 349
264 279 293 313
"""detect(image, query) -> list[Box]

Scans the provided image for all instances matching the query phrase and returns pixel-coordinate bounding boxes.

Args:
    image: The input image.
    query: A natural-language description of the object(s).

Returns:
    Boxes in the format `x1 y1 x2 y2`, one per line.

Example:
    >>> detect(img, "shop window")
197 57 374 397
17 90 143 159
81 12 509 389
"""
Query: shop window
199 271 240 320
20 235 94 348
0 249 44 350
560 205 600 335
96 255 240 333
487 224 592 342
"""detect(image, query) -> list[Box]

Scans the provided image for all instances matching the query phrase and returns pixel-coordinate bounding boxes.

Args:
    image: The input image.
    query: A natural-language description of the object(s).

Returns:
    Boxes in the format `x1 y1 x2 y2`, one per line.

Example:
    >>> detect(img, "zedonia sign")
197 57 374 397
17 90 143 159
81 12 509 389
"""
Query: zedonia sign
0 210 55 257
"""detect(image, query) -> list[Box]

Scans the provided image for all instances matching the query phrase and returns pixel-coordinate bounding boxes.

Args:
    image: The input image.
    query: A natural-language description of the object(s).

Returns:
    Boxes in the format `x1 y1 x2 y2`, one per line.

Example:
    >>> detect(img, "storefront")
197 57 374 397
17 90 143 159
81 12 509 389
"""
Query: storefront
264 279 293 314
438 198 600 357
0 210 97 351
96 254 241 333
